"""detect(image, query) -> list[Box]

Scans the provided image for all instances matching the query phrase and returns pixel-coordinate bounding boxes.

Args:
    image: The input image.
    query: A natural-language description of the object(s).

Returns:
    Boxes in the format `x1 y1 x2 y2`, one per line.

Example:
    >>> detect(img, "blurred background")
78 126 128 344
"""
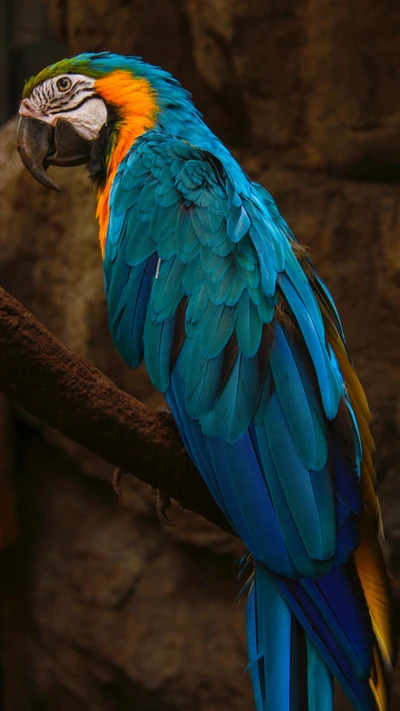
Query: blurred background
0 1 400 709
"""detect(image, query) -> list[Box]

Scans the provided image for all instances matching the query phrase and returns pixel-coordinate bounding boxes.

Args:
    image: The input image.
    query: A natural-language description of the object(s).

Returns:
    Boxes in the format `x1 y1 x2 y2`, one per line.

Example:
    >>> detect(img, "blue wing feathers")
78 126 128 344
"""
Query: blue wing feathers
275 573 375 711
183 344 223 418
247 563 336 711
150 257 185 321
247 565 294 711
305 636 334 711
175 207 198 255
264 392 336 562
270 322 328 471
235 290 263 357
279 274 342 420
104 130 378 711
223 271 246 307
214 235 235 258
255 422 330 578
217 263 244 303
302 567 374 678
107 253 158 368
249 220 278 296
185 285 213 335
199 304 235 358
144 310 177 391
199 247 229 281
283 253 325 339
227 204 251 243
214 354 261 441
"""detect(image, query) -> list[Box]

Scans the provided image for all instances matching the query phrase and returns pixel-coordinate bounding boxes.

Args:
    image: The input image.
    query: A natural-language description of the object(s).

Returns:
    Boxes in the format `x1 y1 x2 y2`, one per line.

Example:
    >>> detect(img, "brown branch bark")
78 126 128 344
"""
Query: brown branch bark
0 286 232 534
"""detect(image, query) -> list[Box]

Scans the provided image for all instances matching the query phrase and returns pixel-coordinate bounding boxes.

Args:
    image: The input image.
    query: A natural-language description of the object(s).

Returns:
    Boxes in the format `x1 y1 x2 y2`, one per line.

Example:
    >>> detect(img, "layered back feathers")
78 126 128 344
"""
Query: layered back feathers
48 53 395 711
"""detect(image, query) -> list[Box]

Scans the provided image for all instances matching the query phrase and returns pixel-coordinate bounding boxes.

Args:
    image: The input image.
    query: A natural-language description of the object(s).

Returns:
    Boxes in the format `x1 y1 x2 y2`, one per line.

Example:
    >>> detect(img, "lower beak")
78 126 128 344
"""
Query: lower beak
16 117 92 191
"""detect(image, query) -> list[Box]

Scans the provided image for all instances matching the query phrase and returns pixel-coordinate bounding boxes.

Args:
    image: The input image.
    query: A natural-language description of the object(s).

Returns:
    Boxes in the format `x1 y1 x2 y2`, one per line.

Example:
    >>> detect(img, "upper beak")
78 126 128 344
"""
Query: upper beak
16 117 93 191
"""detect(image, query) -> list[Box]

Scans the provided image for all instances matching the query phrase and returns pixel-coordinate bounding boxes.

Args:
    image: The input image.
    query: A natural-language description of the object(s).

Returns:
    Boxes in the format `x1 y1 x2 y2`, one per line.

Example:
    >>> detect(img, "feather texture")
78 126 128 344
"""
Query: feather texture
95 72 396 711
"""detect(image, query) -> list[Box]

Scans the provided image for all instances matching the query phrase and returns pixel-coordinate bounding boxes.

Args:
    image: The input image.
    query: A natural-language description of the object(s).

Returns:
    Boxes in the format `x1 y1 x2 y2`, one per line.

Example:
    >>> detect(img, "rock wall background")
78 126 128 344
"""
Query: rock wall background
0 1 399 709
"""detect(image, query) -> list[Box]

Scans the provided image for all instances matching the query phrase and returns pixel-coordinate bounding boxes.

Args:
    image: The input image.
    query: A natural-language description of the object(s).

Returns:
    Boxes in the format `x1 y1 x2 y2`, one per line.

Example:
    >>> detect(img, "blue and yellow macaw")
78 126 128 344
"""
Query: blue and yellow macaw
17 52 396 711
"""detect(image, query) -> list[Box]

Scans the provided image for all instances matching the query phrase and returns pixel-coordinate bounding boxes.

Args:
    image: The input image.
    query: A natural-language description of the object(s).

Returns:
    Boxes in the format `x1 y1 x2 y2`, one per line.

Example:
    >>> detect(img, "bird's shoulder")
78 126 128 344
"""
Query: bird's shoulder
107 129 297 261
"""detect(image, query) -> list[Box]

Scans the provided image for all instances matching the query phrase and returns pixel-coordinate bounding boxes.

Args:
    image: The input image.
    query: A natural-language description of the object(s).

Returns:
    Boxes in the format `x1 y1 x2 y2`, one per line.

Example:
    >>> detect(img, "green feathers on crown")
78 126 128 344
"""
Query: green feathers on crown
22 54 117 98
24 58 88 97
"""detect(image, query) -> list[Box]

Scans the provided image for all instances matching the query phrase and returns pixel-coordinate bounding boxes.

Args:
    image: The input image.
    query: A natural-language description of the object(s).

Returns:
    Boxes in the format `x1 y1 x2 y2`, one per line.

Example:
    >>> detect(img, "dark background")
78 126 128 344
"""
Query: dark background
0 1 399 709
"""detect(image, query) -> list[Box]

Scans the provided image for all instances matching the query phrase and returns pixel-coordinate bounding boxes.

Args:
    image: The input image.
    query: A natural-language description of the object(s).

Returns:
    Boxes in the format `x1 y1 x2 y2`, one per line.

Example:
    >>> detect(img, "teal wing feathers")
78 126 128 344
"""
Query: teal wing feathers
106 130 341 429
104 131 353 574
104 131 380 710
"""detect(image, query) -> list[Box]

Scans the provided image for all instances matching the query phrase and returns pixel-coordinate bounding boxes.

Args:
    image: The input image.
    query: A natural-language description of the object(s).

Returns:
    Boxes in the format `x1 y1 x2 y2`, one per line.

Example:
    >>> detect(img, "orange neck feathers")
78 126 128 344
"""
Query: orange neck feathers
94 70 159 256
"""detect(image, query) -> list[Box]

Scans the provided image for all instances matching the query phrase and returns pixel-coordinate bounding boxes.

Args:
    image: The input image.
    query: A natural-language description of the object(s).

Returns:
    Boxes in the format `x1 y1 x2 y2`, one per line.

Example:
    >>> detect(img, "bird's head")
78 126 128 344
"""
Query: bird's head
17 52 175 191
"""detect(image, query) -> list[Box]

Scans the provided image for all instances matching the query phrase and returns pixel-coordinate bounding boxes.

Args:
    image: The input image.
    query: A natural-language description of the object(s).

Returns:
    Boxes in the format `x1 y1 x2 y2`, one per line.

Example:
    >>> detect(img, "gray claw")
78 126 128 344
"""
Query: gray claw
112 467 126 495
149 486 175 526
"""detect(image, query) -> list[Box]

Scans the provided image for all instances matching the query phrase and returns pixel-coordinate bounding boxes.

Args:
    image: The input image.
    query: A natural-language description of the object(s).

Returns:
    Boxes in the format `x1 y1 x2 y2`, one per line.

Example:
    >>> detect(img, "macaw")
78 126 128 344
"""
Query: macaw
17 52 396 711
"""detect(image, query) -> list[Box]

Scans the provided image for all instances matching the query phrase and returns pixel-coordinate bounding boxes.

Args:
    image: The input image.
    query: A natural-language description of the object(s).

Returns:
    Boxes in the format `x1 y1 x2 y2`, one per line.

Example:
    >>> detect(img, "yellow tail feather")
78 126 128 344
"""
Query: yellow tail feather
317 291 397 705
369 645 390 711
354 511 397 672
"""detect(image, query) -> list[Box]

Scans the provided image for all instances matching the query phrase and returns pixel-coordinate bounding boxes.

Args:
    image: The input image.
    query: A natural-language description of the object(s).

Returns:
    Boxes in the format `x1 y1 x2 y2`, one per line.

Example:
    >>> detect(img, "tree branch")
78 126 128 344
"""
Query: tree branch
0 286 232 534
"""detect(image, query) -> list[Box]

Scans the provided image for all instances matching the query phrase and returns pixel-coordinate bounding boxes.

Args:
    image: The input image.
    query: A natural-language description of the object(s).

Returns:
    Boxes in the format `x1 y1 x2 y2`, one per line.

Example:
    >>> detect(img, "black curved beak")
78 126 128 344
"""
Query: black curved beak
17 117 93 192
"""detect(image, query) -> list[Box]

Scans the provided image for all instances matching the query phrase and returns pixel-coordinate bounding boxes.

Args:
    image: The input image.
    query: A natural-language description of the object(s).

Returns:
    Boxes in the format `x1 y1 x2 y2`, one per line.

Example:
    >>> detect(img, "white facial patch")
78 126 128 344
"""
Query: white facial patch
56 97 108 140
19 73 108 141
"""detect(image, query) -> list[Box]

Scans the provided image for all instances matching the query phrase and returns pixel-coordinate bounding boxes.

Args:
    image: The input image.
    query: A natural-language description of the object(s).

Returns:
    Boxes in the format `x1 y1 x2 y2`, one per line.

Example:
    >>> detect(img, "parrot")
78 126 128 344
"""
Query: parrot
16 52 396 711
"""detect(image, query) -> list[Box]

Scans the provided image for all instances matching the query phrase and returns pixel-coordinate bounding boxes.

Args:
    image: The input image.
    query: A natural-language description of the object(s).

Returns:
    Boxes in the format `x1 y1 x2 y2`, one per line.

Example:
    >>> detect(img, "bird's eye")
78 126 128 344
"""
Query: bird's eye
57 77 72 92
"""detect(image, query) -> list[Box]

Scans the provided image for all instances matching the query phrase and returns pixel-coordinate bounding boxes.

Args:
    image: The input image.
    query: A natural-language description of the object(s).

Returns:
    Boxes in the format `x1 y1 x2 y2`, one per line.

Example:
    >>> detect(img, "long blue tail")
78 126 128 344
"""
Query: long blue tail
247 562 334 711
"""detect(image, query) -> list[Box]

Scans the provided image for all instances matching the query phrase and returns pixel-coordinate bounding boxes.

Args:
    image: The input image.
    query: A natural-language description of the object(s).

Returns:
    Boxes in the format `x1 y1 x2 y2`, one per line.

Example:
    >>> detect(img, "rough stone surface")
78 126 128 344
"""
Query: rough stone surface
1 426 247 711
45 0 400 176
1 1 400 708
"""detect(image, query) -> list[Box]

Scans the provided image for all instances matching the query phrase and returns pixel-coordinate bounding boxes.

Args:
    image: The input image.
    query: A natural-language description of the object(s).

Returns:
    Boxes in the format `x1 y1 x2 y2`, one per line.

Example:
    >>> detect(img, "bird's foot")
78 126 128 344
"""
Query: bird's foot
111 408 175 497
113 469 175 526
112 407 179 523
112 466 127 495
149 486 175 526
